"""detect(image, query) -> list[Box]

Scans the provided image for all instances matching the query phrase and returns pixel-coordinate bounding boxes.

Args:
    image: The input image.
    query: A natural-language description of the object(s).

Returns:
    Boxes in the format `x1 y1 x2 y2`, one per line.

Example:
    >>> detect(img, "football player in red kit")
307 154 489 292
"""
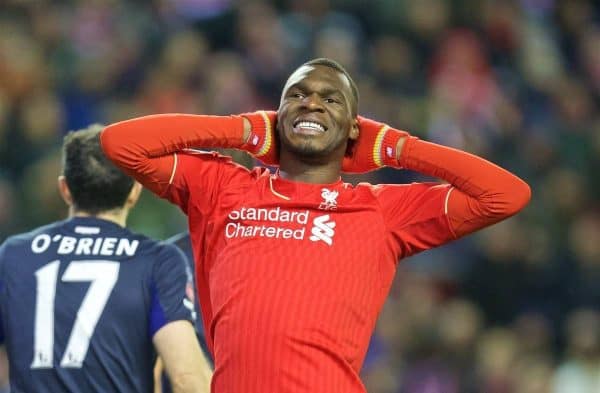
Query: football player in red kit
101 58 530 393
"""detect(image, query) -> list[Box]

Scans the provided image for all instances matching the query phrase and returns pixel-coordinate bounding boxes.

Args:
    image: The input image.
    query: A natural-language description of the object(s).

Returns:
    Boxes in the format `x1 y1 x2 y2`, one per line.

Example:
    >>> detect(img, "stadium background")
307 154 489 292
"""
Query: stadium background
0 0 599 391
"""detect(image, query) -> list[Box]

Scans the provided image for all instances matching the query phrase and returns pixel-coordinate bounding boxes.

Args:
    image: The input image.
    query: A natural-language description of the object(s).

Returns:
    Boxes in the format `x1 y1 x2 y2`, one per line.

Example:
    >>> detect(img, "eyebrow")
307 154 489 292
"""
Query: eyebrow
289 83 345 99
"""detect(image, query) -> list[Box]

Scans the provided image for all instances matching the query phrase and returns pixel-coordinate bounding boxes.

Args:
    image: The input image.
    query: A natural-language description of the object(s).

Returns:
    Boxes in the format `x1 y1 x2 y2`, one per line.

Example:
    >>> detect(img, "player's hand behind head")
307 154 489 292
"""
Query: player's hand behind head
343 116 409 174
240 110 279 166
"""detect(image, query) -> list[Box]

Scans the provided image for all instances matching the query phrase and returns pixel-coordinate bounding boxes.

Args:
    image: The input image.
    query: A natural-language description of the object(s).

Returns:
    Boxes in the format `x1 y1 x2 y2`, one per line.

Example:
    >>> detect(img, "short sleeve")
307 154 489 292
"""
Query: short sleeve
164 150 253 215
374 182 456 258
148 244 196 337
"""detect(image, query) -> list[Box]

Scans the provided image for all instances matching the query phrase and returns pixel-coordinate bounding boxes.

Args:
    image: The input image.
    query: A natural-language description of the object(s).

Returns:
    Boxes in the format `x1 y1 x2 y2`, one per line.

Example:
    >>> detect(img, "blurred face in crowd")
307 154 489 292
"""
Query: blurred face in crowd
277 64 358 160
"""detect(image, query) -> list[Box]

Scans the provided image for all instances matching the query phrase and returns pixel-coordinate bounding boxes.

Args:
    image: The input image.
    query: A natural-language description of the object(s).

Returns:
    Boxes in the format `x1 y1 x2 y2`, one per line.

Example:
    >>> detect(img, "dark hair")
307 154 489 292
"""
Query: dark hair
303 58 359 116
62 124 134 214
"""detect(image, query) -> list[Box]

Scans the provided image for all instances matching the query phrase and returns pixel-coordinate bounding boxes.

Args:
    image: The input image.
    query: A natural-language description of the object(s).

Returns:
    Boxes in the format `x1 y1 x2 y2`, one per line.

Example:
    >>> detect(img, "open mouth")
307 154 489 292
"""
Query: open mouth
292 120 327 135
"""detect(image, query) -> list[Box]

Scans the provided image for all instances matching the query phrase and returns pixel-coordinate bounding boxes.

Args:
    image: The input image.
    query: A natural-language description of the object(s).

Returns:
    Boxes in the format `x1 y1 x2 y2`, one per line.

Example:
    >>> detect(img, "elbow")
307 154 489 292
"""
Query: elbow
507 178 531 215
99 124 145 172
99 125 120 160
488 178 531 219
473 177 531 220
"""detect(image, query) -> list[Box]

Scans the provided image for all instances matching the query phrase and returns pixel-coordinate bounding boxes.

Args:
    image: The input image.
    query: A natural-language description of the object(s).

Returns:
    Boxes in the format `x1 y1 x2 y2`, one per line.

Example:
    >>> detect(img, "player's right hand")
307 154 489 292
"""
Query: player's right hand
240 110 279 165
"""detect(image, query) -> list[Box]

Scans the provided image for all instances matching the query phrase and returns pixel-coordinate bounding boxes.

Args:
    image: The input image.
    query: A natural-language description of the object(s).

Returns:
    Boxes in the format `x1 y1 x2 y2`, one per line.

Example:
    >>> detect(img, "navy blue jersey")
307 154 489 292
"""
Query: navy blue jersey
160 232 212 393
165 232 211 360
0 217 195 393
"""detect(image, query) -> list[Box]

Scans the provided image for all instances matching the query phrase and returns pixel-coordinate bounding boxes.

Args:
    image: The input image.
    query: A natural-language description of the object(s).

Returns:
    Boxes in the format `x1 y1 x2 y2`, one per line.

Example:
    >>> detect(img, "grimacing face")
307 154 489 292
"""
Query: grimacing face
277 65 358 158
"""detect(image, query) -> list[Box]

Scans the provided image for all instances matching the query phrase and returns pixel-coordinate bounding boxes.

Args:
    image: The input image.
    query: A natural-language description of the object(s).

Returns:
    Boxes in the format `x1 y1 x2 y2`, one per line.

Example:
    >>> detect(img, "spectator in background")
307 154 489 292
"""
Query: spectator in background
0 126 211 392
553 309 600 392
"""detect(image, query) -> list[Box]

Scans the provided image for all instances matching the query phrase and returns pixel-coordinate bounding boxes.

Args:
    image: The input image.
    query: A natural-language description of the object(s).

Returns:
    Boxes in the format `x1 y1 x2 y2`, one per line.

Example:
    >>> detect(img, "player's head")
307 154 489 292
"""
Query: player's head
277 58 359 159
59 124 141 216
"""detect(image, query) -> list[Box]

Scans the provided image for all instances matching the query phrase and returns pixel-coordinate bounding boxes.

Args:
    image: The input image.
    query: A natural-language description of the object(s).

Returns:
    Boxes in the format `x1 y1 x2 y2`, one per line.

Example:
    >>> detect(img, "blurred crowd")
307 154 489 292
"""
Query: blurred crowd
1 0 599 391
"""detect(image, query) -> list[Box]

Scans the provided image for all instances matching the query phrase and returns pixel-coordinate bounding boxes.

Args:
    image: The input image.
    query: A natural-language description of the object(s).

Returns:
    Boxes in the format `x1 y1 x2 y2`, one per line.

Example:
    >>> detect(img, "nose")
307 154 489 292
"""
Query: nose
301 93 325 112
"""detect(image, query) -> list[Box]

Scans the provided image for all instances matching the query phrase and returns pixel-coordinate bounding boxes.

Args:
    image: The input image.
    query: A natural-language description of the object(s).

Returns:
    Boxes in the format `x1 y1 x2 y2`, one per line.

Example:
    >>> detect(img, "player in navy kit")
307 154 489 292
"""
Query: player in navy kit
0 125 211 393
156 232 213 393
166 231 211 362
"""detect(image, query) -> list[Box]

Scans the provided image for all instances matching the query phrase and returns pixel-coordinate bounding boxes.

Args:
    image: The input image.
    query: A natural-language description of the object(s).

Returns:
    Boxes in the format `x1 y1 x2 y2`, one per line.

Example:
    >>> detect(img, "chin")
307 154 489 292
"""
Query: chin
281 129 345 158
287 140 328 157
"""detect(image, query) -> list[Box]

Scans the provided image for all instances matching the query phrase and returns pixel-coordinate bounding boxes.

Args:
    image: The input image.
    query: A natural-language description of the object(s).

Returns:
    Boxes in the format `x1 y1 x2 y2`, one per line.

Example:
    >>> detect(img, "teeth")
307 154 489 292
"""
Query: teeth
295 121 325 132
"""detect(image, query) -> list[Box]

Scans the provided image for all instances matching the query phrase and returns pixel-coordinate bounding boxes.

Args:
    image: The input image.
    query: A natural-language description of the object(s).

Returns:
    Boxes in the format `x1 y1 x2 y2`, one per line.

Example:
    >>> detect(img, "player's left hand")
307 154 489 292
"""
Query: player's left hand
342 116 409 173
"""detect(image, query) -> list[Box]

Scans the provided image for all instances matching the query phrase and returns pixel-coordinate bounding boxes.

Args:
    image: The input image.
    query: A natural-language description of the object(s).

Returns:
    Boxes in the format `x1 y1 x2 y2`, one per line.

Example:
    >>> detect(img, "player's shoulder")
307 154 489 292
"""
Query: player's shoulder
344 181 407 199
344 182 450 210
354 181 447 196
1 220 65 251
145 240 188 280
0 221 68 273
125 227 178 257
130 229 186 264
179 149 270 181
165 231 189 247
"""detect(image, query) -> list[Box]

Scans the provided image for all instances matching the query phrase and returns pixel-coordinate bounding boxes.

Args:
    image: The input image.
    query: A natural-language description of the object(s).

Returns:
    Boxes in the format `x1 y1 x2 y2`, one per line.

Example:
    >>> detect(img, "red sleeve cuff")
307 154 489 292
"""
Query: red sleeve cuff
241 111 273 157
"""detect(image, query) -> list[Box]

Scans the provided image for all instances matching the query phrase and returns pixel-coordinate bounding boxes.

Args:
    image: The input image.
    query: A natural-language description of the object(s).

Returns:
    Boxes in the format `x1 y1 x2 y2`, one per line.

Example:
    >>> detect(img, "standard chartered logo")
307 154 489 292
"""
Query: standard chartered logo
309 214 336 246
224 207 336 245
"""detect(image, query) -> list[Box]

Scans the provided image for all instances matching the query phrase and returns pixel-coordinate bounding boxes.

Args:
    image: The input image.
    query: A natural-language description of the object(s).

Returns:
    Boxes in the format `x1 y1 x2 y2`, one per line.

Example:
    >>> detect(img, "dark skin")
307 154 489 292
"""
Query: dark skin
244 64 359 184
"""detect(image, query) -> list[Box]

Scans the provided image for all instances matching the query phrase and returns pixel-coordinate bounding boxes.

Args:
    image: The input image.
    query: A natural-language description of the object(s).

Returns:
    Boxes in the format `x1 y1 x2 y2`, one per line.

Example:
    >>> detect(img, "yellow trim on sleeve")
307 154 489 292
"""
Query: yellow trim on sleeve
256 111 273 157
372 125 389 167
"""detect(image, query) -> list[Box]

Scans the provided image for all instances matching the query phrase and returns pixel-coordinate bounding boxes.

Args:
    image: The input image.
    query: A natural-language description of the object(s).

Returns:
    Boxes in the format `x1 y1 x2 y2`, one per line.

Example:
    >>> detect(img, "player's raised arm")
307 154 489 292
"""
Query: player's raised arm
398 135 530 237
345 116 531 237
100 112 276 196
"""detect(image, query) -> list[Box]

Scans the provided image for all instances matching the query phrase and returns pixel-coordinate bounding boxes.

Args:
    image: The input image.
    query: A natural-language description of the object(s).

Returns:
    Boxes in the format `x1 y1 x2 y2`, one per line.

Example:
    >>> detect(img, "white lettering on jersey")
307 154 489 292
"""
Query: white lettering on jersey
309 214 336 246
58 236 77 254
228 207 308 225
31 234 52 253
30 235 139 257
74 226 100 235
224 207 338 245
100 237 117 256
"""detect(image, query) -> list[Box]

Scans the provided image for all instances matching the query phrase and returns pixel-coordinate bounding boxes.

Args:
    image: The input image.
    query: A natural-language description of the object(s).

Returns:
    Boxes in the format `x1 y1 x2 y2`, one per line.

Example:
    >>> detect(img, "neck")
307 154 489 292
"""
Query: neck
70 207 128 227
278 151 342 184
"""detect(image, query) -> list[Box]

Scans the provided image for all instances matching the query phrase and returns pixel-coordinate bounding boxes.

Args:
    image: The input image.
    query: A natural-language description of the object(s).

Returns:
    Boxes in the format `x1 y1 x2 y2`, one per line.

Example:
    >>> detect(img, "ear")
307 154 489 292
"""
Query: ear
349 117 359 141
57 176 73 207
125 182 143 209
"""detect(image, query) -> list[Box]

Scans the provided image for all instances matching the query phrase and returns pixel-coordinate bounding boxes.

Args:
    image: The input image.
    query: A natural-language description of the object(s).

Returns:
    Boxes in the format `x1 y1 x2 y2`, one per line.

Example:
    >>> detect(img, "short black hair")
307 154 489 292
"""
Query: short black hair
62 124 134 214
302 58 359 116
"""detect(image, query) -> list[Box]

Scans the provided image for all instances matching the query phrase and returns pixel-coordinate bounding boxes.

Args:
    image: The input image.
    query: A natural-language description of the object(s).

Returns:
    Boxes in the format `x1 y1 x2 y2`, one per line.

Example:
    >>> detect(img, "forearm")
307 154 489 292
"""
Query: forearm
101 114 247 159
154 321 213 393
398 137 531 236
100 114 247 195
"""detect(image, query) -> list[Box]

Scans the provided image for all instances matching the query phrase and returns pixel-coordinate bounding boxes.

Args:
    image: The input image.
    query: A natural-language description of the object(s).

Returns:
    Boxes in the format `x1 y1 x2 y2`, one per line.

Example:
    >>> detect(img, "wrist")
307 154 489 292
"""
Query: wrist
373 126 411 168
240 111 274 157
396 134 419 168
242 117 251 144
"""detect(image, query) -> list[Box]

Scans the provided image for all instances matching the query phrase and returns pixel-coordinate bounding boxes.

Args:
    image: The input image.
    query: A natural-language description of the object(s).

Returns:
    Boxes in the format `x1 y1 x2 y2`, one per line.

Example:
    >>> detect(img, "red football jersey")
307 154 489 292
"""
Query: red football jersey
101 113 530 392
166 151 454 392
